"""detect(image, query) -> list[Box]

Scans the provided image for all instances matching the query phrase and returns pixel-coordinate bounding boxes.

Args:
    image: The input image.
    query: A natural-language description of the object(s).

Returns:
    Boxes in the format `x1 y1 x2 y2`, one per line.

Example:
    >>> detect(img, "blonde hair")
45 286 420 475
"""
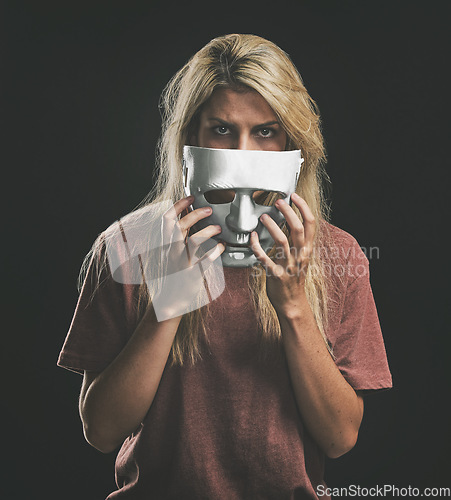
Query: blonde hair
81 34 332 365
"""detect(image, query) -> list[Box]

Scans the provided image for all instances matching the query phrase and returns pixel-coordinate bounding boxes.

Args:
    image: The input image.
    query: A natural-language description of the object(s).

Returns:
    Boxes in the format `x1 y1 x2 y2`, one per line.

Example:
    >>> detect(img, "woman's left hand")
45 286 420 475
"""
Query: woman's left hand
250 192 315 317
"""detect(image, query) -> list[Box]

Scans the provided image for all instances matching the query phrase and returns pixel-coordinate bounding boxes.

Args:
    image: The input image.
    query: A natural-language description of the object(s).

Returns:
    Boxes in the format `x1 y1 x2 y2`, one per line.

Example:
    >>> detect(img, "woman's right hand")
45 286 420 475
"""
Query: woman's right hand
80 197 225 453
151 195 225 321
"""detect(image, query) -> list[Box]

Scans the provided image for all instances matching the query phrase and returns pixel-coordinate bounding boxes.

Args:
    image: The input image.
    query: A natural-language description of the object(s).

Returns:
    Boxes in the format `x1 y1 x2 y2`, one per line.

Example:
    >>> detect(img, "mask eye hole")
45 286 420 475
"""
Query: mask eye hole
204 189 236 204
253 191 285 206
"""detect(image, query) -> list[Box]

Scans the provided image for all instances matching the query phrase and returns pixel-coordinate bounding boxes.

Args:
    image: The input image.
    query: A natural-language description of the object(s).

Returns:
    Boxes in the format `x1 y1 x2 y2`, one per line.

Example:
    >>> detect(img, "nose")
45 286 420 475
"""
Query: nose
237 134 252 151
225 193 259 233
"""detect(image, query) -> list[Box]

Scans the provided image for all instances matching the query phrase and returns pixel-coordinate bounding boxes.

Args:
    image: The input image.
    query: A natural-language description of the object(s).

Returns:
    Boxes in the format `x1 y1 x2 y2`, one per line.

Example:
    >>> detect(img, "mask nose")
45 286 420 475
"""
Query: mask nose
225 193 259 233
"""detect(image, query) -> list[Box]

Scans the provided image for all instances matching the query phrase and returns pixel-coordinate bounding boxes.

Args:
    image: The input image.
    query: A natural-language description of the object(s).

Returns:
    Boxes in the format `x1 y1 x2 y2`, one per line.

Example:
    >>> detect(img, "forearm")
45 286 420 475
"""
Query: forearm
280 293 363 459
80 304 180 453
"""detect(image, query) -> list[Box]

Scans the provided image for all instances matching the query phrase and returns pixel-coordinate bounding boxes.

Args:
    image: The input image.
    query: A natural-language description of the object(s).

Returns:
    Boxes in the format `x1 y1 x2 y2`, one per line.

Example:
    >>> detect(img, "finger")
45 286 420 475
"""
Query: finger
250 231 277 272
164 205 214 246
259 213 290 258
162 196 195 243
171 195 195 218
197 241 226 271
189 224 222 248
178 206 213 233
188 225 222 260
163 225 222 274
274 198 305 249
290 193 316 250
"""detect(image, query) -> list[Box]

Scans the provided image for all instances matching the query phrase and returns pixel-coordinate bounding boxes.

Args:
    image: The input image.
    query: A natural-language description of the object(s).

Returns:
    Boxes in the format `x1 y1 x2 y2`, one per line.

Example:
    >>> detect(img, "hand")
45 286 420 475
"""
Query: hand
151 196 225 321
250 193 315 317
161 196 224 271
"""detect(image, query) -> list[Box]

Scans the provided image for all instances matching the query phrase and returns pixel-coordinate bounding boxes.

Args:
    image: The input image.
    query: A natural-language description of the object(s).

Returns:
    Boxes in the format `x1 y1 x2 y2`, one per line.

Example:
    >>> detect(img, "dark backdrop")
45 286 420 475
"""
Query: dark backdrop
3 1 450 498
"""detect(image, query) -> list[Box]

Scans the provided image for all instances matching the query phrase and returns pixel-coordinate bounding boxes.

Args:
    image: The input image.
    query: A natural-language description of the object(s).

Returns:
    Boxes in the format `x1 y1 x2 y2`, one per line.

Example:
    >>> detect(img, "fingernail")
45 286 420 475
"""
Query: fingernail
203 207 212 213
260 214 268 221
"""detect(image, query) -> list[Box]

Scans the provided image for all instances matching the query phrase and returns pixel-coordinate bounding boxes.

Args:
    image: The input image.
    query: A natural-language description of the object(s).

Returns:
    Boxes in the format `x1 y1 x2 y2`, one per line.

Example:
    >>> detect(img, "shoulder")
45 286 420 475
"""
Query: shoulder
86 202 165 288
102 202 163 239
99 201 169 255
318 221 369 270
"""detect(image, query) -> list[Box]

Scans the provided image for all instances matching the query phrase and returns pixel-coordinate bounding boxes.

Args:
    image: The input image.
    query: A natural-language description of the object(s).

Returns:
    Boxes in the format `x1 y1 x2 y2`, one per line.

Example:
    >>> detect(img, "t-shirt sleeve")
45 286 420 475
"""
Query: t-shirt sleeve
57 241 141 375
327 239 392 392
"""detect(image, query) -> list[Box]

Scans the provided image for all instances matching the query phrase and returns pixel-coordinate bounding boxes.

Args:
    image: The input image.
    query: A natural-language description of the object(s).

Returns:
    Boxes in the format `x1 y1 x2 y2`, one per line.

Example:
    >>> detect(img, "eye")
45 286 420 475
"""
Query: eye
257 128 275 138
253 190 285 206
204 189 236 204
214 126 230 136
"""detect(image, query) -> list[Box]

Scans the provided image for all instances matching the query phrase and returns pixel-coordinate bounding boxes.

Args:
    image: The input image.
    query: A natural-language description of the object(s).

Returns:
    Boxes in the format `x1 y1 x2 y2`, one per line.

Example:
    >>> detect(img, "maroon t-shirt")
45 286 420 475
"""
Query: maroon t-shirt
58 222 392 499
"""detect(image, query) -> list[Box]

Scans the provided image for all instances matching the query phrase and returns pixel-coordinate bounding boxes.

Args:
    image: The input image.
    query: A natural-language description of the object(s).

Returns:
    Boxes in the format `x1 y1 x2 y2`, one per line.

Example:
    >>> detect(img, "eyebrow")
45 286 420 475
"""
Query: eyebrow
207 117 281 128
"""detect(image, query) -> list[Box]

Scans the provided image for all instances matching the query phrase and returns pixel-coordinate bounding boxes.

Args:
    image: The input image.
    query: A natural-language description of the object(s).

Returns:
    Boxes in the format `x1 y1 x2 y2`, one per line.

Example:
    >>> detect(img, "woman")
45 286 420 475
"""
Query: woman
58 34 392 499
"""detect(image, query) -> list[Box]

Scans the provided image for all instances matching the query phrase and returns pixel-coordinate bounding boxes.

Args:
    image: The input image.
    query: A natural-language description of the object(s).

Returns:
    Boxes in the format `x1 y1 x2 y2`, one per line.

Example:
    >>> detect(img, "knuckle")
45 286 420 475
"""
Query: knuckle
290 224 304 235
274 234 287 245
301 255 311 266
303 243 313 255
286 264 297 276
274 265 285 278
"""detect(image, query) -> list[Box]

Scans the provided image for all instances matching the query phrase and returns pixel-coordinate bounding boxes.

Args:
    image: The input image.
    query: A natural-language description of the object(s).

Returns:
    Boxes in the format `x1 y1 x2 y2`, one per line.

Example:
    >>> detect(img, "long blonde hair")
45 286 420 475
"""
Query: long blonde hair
81 34 332 365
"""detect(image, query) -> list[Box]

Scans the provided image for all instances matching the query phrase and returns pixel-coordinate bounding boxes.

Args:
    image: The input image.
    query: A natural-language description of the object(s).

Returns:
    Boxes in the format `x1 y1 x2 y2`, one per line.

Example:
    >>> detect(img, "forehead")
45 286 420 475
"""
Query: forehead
200 87 278 123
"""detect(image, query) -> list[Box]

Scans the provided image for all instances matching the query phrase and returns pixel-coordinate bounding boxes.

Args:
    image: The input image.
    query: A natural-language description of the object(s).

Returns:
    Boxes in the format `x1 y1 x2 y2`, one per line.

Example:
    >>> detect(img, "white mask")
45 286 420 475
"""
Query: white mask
183 146 303 267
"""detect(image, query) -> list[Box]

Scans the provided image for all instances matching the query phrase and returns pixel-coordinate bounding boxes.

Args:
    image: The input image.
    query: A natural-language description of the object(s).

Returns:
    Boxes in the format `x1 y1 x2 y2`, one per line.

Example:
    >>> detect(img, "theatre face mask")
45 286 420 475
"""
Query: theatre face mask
183 146 303 267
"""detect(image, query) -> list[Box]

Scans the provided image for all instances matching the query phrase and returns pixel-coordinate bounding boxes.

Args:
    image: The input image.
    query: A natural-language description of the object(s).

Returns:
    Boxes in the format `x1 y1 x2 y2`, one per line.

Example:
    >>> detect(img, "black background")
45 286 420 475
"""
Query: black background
2 1 450 498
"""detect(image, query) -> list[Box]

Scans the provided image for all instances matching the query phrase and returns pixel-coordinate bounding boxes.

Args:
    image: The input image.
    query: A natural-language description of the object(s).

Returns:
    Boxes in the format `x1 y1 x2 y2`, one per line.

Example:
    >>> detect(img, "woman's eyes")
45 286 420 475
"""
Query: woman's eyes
212 126 275 138
257 128 275 138
214 126 231 135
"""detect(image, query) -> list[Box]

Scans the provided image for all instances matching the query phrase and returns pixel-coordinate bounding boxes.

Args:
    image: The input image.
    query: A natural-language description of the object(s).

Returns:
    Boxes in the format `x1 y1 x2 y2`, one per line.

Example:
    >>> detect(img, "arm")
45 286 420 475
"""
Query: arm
278 298 364 459
250 193 363 458
80 307 181 453
79 196 224 453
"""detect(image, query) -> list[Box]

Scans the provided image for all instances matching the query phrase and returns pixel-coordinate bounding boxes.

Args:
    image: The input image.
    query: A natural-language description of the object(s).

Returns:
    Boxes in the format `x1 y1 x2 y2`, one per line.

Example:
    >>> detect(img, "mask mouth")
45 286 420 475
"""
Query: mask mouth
236 232 250 244
222 232 251 247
